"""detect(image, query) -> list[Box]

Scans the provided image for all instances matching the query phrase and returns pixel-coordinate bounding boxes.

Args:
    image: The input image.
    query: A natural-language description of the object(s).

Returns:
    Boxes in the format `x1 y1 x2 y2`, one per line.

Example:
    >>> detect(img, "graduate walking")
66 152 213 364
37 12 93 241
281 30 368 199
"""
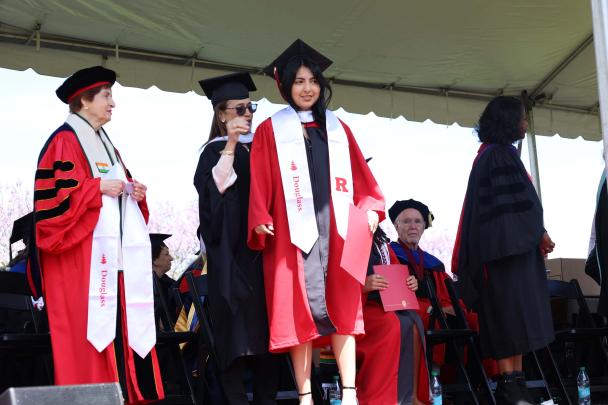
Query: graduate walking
453 96 555 405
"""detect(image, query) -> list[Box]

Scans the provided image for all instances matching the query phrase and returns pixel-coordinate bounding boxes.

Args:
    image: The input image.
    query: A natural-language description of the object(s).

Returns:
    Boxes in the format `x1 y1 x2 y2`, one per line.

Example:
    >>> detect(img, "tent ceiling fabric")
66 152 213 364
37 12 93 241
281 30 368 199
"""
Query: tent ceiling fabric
0 0 600 140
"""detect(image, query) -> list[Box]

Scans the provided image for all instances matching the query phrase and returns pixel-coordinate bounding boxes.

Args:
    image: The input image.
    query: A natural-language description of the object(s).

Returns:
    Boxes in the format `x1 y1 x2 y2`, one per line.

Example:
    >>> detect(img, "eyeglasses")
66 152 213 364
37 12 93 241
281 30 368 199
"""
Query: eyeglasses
225 103 257 116
398 218 424 226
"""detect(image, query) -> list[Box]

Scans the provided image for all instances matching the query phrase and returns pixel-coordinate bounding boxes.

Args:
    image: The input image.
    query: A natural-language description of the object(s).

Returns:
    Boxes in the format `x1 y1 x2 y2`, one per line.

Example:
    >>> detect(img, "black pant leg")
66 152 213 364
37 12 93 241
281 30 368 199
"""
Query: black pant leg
251 353 280 405
219 357 249 405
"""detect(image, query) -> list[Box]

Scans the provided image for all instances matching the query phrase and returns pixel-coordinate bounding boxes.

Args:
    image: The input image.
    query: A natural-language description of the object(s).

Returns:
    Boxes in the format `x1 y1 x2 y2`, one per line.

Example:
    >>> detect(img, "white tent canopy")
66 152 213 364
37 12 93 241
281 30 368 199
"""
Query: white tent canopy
0 0 599 140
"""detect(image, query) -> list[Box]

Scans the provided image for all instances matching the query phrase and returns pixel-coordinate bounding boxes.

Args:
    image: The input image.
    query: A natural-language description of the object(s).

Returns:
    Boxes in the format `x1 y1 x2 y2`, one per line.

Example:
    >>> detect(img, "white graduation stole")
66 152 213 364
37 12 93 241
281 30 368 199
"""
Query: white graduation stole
86 164 155 358
87 192 120 353
272 107 353 253
67 114 155 357
121 191 156 358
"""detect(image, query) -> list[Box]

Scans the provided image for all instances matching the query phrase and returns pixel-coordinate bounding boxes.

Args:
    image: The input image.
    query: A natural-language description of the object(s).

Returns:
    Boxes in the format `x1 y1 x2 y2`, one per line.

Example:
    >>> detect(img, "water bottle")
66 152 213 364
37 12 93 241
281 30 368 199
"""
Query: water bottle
431 370 442 405
328 375 341 405
577 367 591 404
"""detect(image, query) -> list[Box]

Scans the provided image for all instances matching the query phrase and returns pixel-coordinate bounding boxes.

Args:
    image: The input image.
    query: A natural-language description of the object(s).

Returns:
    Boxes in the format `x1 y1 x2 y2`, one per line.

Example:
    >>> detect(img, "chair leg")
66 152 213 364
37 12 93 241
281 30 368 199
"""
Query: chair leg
467 337 496 405
176 345 198 404
450 341 480 405
541 346 572 405
530 350 553 402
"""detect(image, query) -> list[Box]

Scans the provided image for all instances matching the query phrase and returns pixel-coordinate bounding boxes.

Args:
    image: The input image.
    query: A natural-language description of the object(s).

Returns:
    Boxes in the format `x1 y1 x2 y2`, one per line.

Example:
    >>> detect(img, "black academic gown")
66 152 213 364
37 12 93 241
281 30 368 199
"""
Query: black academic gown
301 124 335 336
154 274 178 325
586 175 608 315
194 140 270 370
454 143 554 359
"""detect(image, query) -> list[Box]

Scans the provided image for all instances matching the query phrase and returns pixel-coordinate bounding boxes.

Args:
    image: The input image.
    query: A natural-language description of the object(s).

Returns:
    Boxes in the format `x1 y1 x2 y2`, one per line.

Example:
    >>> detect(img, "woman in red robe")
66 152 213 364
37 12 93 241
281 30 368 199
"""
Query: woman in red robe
248 39 385 404
29 66 163 403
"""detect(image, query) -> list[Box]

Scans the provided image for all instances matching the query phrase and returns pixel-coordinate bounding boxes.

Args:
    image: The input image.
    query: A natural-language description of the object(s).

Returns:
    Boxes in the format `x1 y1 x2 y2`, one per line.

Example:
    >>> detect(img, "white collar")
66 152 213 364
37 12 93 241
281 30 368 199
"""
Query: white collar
208 132 254 144
297 111 314 123
201 132 254 153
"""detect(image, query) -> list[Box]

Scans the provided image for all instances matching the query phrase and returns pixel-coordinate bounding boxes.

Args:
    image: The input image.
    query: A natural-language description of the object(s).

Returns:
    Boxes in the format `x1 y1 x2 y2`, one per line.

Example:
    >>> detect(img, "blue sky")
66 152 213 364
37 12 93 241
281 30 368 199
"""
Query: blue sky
0 67 603 261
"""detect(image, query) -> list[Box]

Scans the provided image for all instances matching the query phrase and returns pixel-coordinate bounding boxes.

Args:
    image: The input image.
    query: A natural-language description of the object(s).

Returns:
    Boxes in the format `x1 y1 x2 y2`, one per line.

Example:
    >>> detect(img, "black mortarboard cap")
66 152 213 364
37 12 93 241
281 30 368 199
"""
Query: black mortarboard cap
263 39 333 78
56 66 116 104
10 212 33 245
199 72 256 108
150 233 171 260
388 199 434 228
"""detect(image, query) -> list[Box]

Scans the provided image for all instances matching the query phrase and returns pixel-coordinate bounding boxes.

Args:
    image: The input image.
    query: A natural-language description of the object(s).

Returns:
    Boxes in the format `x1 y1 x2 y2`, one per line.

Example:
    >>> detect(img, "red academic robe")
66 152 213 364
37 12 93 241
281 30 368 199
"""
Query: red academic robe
248 117 385 352
33 125 163 402
356 247 430 405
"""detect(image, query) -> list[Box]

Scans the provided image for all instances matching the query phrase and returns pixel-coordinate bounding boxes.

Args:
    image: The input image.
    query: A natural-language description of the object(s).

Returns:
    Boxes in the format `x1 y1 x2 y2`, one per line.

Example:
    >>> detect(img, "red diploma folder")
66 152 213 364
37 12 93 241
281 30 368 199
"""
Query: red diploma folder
373 264 420 311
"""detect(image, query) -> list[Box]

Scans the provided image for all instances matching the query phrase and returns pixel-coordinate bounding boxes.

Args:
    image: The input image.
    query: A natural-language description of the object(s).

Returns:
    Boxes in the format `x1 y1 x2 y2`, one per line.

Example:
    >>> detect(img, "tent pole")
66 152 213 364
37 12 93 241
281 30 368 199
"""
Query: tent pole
591 0 608 188
522 92 542 200
526 109 542 201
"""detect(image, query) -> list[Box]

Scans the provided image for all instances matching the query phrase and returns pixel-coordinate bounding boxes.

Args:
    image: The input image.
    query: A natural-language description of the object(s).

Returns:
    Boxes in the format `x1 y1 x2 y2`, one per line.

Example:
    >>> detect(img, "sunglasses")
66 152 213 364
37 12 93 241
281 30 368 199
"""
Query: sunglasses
225 103 257 116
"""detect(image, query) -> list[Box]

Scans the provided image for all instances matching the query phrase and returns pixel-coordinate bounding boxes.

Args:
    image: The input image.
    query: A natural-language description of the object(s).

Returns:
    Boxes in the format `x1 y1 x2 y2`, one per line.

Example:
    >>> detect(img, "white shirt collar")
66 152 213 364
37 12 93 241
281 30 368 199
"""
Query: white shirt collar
297 111 314 123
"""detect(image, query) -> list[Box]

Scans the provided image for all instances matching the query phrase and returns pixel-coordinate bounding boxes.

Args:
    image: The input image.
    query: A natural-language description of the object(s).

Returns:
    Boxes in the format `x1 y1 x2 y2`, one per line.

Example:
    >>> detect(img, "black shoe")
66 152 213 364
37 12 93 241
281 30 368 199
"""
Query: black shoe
513 371 536 404
495 373 534 405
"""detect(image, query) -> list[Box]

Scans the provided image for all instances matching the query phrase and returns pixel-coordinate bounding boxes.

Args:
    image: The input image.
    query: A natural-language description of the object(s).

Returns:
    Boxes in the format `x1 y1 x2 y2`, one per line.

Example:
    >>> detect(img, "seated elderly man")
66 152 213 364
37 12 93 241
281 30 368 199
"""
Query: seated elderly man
388 200 453 324
356 226 428 405
388 199 498 377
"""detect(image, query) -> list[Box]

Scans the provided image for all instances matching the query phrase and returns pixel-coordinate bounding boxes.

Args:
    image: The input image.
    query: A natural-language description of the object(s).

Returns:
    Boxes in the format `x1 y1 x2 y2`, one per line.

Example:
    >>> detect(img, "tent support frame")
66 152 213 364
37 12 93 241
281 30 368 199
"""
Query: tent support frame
529 33 594 101
0 24 599 118
522 91 543 200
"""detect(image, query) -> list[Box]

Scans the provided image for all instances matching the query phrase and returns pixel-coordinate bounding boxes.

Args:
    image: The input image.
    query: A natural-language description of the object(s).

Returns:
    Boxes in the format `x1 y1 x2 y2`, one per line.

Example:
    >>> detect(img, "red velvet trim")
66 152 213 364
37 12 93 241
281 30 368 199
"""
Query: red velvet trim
149 348 165 399
107 343 120 381
119 274 144 402
119 274 165 402
25 260 38 297
67 81 110 103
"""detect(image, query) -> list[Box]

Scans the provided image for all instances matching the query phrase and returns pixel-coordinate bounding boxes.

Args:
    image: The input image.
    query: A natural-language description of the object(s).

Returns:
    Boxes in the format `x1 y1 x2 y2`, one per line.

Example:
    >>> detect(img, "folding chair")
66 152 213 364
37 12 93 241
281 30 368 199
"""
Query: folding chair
0 271 53 391
549 278 608 401
152 274 198 404
443 277 496 404
185 272 307 403
417 276 482 404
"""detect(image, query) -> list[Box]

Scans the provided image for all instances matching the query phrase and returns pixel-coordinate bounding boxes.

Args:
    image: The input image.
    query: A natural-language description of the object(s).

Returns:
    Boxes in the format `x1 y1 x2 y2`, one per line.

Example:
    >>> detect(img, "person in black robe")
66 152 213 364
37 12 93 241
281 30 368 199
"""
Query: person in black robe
586 173 608 315
151 233 178 325
194 72 279 404
453 96 555 405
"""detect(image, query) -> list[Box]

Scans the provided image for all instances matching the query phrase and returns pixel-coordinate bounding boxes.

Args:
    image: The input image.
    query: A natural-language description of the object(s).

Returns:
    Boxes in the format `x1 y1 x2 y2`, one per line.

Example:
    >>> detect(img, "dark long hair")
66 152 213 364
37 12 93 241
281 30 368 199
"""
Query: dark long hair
279 58 333 135
373 226 390 247
475 96 525 145
205 100 228 145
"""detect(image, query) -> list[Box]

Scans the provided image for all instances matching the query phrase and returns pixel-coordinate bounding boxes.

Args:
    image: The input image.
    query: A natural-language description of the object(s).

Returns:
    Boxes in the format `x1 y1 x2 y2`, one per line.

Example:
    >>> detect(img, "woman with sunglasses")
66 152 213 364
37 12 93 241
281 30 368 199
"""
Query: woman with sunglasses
248 40 385 405
194 72 280 404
